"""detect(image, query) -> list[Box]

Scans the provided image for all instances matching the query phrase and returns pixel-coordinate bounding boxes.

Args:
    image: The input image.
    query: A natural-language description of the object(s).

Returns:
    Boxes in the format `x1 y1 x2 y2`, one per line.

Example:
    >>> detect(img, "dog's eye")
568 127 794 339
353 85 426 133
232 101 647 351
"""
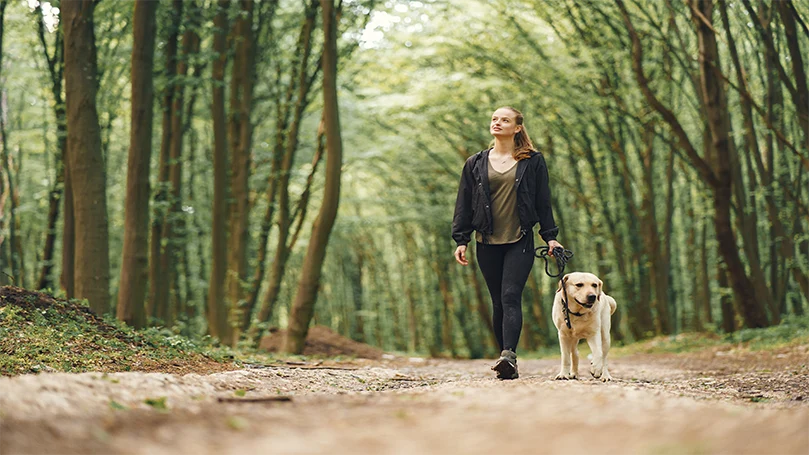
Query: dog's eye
575 283 583 288
592 284 598 288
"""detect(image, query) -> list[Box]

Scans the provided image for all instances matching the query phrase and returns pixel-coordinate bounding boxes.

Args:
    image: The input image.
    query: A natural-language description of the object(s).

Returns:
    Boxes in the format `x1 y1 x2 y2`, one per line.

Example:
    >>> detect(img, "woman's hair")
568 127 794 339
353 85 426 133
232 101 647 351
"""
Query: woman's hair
490 106 535 160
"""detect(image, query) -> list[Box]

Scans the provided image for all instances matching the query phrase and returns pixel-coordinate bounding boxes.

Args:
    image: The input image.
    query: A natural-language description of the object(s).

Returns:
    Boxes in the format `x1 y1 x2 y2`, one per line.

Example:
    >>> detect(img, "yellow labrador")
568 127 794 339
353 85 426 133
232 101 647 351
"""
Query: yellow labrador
552 272 617 382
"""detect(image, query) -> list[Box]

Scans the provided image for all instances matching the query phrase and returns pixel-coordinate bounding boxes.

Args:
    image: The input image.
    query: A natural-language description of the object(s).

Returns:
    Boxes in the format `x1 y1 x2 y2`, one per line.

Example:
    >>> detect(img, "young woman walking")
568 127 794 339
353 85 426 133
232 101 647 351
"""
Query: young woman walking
452 106 562 379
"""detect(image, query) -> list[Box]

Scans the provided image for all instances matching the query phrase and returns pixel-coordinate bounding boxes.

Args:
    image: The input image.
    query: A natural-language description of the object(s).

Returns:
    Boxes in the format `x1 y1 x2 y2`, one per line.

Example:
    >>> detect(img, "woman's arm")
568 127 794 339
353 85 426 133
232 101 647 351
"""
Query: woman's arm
535 154 559 242
451 158 476 247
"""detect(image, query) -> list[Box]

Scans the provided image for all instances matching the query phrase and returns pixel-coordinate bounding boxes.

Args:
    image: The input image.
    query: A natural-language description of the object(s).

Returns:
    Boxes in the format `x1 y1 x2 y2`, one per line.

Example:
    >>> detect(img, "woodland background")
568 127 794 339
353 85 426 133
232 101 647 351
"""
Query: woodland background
0 0 807 358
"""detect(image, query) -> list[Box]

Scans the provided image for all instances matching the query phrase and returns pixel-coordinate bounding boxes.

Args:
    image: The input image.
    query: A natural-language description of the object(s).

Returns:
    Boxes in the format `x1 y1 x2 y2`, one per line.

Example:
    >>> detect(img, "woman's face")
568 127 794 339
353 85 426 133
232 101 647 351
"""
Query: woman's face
490 108 521 138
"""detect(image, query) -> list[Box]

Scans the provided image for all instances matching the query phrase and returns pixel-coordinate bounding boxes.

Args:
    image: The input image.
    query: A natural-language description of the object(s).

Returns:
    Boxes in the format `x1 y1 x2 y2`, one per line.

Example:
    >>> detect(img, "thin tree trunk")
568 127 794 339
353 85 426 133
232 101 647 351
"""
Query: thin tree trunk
208 0 230 340
117 0 158 327
149 0 183 323
284 0 343 354
35 13 65 291
62 0 110 314
691 0 768 328
247 119 325 344
226 0 257 346
160 0 199 327
0 0 20 287
244 4 312 324
0 0 5 287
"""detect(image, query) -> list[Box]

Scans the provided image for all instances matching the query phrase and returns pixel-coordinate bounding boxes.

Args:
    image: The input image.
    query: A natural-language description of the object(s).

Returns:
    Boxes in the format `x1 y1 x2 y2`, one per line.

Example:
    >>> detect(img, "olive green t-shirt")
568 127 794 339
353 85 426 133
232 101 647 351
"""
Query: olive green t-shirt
475 159 523 245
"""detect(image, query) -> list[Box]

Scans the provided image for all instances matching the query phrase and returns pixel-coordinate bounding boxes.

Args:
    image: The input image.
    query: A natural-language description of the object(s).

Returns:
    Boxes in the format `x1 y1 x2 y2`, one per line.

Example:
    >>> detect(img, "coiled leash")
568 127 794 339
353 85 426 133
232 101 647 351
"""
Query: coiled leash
535 246 578 329
534 246 574 278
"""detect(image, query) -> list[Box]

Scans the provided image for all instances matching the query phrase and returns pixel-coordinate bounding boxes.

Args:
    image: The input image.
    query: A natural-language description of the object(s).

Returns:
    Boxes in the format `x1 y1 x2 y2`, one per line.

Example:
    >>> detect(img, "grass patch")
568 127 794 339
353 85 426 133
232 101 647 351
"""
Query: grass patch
523 315 809 359
0 286 236 376
612 315 809 356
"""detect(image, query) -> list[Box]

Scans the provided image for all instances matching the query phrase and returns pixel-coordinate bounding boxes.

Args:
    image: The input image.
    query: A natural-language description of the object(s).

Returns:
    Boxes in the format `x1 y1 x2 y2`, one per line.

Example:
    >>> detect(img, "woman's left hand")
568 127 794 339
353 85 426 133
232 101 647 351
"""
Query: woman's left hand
547 240 563 256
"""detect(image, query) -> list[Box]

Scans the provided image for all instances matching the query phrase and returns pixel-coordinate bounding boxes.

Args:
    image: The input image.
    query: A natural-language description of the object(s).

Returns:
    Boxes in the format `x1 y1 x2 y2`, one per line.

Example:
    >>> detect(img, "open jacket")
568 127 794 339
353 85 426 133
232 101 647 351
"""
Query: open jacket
452 148 558 246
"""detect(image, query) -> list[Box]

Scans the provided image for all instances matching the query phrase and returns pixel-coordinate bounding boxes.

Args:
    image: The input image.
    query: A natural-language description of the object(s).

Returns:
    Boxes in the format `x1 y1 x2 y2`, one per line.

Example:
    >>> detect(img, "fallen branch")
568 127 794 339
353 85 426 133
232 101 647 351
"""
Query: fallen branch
217 396 293 403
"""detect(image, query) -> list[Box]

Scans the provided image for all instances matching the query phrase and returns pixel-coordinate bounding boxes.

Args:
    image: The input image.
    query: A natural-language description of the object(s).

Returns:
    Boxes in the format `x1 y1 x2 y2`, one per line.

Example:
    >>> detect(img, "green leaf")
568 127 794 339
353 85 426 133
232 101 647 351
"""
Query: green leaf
109 400 128 411
144 397 168 410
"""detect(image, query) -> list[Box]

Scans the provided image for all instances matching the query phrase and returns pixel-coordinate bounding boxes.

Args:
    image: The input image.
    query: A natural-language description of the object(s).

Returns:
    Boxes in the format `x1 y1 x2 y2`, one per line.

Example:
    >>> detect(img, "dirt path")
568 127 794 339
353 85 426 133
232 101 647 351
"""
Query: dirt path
2 348 808 455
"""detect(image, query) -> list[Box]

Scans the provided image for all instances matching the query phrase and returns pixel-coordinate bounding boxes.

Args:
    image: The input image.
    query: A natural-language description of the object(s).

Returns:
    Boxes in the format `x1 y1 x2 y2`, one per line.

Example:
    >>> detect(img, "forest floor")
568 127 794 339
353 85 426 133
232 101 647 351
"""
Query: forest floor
1 286 808 454
2 344 809 454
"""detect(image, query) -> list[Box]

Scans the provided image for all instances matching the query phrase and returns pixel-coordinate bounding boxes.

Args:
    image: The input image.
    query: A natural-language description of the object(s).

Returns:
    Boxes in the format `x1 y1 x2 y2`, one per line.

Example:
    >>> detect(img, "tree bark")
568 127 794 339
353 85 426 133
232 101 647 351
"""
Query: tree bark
117 0 159 327
149 0 183 323
226 0 258 346
35 12 65 291
691 0 768 328
284 0 344 354
62 0 110 314
208 0 230 340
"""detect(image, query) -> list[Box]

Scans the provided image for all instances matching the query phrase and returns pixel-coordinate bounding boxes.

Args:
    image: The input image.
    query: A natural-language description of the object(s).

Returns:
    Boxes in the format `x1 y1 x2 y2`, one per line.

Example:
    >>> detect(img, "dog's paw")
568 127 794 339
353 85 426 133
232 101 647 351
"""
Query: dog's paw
600 370 612 382
566 373 578 380
555 373 569 380
590 365 603 379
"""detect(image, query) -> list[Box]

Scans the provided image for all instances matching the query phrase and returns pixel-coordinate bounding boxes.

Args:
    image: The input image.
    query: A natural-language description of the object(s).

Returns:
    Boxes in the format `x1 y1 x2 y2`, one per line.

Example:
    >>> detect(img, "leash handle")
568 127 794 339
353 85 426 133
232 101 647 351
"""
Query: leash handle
534 246 574 278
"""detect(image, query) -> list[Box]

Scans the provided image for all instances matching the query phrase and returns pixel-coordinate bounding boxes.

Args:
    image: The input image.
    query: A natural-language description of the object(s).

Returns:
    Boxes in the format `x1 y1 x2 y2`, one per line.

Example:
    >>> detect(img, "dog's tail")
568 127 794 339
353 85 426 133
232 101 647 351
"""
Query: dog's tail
605 295 617 315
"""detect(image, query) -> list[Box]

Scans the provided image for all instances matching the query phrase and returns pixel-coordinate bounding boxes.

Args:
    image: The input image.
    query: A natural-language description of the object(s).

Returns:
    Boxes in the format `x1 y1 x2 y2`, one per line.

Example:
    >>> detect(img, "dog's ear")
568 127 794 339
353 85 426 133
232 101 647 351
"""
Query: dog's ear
597 279 603 300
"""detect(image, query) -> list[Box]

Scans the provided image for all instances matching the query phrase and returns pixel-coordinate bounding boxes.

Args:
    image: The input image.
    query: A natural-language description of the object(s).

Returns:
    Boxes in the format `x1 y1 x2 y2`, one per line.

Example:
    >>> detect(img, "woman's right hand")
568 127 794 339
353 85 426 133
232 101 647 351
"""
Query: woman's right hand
454 245 468 266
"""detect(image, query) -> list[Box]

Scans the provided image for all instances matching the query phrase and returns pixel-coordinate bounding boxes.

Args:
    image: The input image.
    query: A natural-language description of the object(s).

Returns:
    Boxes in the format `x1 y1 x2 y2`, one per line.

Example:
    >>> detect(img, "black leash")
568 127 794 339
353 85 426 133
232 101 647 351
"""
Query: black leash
534 246 574 278
535 246 578 329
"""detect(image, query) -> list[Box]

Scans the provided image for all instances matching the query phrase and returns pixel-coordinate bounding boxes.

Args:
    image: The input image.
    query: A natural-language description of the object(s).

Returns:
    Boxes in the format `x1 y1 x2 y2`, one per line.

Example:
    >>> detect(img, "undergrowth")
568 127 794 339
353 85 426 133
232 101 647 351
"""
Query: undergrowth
0 286 238 376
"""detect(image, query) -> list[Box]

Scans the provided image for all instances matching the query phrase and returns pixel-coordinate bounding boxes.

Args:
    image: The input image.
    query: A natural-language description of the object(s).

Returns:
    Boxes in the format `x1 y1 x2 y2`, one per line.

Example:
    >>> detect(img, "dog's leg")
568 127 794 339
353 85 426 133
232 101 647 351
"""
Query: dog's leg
569 341 579 379
600 314 612 382
586 334 604 379
555 333 572 380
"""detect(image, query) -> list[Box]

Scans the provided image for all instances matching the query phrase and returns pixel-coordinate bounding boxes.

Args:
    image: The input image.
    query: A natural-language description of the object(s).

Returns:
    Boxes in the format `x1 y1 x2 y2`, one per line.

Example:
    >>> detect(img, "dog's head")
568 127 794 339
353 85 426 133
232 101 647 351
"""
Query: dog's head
557 272 603 308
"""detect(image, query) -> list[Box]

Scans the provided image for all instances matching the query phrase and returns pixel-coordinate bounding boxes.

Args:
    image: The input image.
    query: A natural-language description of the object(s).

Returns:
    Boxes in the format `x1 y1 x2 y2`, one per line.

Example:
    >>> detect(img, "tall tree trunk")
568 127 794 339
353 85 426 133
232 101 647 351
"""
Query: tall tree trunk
639 126 672 333
243 1 317 343
0 0 20 287
691 0 768 328
247 119 325 344
208 0 230 340
63 0 110 315
149 0 183 323
35 12 65 291
117 0 158 328
160 0 198 327
284 0 343 354
226 0 257 346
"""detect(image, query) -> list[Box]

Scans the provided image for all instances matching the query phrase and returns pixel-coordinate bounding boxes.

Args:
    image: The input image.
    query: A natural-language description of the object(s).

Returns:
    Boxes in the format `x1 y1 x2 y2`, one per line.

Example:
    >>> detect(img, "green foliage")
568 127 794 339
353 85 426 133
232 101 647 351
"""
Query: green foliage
143 397 168 411
612 316 809 356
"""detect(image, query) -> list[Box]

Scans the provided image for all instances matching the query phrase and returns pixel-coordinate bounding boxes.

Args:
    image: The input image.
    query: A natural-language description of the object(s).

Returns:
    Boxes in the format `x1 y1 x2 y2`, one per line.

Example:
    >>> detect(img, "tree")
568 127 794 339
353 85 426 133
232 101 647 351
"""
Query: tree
62 0 110 314
117 0 159 327
284 0 344 354
208 0 230 340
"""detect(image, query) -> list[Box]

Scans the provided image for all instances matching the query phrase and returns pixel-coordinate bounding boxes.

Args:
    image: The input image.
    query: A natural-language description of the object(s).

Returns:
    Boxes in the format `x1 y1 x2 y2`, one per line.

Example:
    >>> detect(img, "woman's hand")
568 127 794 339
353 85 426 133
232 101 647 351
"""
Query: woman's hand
547 240 564 256
454 245 468 266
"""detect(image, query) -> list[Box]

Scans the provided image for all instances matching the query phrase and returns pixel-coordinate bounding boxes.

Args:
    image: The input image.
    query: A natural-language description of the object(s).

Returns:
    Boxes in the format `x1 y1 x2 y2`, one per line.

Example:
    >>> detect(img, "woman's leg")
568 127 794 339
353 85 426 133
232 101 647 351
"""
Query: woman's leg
476 243 507 351
500 235 535 352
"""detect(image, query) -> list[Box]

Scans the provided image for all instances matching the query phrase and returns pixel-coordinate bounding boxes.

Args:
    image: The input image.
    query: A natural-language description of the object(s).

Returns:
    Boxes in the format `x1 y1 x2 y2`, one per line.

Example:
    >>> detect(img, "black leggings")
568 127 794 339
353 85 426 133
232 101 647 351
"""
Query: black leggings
476 235 535 353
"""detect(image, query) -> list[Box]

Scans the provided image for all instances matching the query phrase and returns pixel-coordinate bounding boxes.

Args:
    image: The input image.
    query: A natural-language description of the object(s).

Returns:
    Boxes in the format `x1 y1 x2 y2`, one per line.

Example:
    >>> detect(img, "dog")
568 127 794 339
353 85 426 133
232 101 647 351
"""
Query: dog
552 272 617 382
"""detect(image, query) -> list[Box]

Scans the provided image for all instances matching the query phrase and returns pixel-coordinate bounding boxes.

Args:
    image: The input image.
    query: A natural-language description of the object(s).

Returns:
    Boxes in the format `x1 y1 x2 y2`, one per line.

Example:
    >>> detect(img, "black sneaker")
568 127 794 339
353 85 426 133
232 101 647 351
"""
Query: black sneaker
491 349 519 379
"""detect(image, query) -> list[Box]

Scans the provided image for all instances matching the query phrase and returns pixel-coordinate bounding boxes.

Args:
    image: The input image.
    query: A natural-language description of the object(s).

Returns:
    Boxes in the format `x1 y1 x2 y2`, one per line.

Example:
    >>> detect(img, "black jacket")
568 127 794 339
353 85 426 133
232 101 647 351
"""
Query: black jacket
452 148 558 246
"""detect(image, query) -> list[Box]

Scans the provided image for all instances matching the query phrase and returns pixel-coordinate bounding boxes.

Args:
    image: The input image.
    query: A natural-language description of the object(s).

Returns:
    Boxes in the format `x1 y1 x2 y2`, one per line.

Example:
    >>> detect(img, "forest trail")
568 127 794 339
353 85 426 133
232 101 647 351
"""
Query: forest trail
2 347 808 455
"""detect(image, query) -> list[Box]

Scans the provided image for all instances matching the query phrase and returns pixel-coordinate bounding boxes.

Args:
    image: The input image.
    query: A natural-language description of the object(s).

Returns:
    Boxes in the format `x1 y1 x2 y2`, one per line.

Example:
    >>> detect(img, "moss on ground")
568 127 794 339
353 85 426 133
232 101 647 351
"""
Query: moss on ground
0 286 235 376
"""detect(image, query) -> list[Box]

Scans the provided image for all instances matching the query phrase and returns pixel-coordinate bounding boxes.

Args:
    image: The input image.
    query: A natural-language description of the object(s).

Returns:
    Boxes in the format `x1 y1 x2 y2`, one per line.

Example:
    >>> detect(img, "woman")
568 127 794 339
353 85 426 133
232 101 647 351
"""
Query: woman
452 106 562 380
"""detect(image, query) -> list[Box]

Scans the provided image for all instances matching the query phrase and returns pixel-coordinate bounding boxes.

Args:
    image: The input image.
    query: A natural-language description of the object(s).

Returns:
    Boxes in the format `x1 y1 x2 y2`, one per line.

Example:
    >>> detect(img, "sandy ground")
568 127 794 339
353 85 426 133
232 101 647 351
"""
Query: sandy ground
1 347 808 455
